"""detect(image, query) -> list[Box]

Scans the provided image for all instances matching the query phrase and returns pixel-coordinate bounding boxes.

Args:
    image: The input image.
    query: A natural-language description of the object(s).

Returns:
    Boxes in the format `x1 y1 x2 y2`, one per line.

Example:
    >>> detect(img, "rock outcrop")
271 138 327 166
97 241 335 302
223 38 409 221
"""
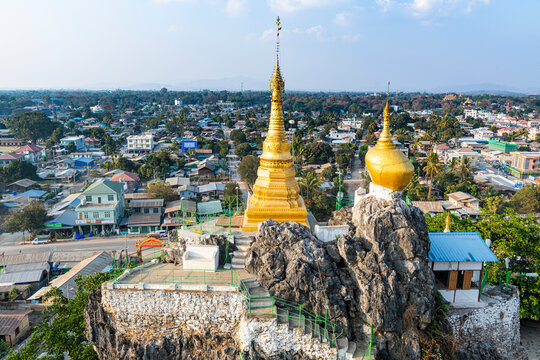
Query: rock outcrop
245 195 437 359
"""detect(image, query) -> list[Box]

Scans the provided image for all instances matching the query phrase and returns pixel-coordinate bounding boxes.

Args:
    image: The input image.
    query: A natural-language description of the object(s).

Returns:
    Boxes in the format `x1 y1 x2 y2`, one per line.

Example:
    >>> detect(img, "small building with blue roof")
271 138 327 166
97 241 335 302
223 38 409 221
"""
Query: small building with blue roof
429 232 498 304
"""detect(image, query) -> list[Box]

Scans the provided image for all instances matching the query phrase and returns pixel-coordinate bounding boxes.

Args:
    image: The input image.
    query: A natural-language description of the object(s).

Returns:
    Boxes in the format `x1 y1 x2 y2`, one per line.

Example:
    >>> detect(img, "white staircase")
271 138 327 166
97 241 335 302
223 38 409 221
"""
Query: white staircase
231 234 253 269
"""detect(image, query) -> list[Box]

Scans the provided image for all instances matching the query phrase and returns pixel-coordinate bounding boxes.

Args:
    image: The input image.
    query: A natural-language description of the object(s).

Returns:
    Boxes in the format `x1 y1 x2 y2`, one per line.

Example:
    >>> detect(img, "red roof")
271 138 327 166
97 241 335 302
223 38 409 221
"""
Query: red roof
15 145 42 153
0 153 24 161
110 171 139 182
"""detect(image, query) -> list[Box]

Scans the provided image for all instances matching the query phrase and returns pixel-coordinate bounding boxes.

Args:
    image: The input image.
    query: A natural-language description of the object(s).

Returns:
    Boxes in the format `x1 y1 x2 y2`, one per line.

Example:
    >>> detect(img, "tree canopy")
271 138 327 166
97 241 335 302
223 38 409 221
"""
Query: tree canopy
8 112 60 144
238 155 259 186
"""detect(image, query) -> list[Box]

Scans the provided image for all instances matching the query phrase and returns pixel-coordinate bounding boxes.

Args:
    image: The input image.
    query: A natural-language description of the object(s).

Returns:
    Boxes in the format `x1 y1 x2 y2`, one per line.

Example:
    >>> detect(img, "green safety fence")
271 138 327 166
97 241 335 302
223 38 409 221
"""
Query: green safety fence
111 263 372 356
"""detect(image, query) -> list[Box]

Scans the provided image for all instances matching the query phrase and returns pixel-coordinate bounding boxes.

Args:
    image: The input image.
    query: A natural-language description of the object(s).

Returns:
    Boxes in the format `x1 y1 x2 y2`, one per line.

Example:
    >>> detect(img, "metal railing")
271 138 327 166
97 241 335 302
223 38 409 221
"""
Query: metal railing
111 263 347 352
113 267 243 287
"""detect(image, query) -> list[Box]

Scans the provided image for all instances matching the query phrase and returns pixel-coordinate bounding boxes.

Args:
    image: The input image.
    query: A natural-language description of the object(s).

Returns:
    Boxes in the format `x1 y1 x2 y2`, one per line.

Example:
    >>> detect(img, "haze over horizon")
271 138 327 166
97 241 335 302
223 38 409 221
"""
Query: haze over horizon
0 0 538 93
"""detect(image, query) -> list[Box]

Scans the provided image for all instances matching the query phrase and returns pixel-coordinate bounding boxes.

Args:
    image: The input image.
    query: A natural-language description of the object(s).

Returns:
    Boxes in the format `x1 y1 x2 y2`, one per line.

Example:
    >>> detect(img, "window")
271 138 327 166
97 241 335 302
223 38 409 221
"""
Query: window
144 208 150 214
79 213 83 220
93 212 99 219
97 197 102 204
104 211 111 218
108 195 114 201
86 196 91 202
15 327 19 336
153 208 159 213
84 212 88 219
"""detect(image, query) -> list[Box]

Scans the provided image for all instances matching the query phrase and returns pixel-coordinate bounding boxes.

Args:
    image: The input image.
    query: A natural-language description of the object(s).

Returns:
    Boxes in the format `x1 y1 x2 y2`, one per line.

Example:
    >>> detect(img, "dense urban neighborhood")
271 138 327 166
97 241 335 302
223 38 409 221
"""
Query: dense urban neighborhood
0 88 539 359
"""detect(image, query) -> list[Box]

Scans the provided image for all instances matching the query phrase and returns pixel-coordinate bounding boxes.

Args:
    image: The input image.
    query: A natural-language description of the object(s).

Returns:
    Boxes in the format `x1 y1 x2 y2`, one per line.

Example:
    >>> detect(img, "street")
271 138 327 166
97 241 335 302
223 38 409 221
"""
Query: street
0 234 143 256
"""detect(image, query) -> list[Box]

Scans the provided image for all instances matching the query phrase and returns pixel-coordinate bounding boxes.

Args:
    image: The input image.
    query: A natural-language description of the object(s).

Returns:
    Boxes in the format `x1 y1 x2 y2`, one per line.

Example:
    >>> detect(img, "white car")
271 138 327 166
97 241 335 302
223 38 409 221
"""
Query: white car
32 236 49 245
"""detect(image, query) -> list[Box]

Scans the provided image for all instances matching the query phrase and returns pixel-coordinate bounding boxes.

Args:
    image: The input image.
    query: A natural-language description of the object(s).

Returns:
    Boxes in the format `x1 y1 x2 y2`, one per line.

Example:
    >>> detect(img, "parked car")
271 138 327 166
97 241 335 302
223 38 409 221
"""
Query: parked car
32 235 49 245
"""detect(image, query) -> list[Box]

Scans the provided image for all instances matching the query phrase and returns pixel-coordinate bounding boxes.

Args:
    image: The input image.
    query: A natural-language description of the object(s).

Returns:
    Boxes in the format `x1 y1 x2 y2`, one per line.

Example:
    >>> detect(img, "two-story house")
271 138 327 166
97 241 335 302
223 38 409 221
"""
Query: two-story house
75 180 125 235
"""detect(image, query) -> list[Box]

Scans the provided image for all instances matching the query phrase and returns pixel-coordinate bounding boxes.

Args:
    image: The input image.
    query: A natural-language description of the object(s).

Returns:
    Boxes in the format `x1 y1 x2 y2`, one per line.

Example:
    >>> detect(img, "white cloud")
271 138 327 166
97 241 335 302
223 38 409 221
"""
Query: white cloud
343 33 361 42
267 0 335 13
260 28 275 40
376 0 491 18
334 12 352 27
168 24 181 32
293 25 335 42
226 0 248 17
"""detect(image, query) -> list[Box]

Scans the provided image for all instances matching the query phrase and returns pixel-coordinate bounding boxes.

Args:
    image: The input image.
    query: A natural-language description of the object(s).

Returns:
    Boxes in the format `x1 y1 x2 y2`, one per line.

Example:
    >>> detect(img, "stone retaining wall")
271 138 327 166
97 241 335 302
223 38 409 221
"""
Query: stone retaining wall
101 287 245 337
448 285 523 357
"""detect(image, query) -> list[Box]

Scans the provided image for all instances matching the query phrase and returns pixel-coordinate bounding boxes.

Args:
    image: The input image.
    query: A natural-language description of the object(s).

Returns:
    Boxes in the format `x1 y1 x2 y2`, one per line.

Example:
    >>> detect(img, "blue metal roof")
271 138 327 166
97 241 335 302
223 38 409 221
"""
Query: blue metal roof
18 189 47 198
428 232 499 263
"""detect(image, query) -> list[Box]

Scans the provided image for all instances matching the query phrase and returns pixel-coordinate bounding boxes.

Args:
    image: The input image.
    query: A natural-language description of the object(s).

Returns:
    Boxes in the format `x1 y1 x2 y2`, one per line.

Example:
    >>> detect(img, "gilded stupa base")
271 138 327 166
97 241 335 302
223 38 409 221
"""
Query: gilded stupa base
242 197 308 232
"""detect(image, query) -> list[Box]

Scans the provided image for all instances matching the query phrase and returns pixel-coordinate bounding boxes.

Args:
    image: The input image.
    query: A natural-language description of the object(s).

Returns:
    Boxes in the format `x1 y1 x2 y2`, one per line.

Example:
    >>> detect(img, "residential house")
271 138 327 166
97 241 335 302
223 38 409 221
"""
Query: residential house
162 199 197 228
446 148 481 166
0 153 24 167
110 171 140 190
60 136 87 152
6 179 39 194
125 198 164 234
178 185 198 198
75 179 125 235
127 134 154 152
14 145 43 164
197 182 225 200
0 310 32 347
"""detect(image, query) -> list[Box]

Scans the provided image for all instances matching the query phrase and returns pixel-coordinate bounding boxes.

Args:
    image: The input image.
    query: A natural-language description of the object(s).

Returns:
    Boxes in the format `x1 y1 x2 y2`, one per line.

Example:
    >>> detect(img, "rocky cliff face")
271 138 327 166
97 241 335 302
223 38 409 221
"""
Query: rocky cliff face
245 195 437 359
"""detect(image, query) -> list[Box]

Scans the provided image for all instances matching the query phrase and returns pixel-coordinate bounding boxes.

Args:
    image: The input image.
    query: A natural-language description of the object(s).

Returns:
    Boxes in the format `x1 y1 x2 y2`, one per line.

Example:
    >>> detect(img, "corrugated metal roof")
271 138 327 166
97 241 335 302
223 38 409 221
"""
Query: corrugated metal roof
197 200 223 215
29 252 112 301
127 213 162 226
3 252 51 266
5 262 49 273
428 232 499 262
130 199 164 208
0 310 31 335
0 270 45 284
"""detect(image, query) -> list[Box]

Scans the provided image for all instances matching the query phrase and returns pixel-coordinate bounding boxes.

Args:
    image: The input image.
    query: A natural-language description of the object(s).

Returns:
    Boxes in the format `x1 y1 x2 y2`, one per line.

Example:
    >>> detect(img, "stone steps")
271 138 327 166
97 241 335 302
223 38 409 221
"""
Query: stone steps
230 235 251 270
240 278 370 360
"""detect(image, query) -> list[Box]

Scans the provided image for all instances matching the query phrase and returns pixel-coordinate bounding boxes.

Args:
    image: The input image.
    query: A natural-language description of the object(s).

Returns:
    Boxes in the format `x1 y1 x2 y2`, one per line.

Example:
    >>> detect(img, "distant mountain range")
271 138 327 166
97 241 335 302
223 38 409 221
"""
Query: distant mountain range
2 78 539 95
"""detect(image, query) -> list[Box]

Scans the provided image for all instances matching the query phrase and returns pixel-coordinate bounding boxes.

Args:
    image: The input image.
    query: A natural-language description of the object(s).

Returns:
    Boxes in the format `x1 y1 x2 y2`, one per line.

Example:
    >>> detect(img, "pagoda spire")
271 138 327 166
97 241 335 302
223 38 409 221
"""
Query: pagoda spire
242 17 308 232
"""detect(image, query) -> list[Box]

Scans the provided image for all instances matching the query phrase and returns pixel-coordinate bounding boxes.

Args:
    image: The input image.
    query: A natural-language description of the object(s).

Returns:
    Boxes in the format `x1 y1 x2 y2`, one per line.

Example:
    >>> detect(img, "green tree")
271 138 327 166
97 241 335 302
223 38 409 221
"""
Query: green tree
426 211 540 320
452 157 473 184
6 272 112 360
235 143 253 158
238 155 259 185
8 112 60 144
230 129 247 145
146 181 177 202
298 171 322 207
3 201 50 242
423 152 443 200
0 160 38 190
305 142 333 164
509 185 540 214
65 141 77 154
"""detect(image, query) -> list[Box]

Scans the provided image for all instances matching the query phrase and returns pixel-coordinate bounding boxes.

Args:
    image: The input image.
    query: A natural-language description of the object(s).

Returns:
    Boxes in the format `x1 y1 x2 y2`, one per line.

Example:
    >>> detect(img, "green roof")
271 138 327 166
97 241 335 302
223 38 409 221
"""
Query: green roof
82 179 123 196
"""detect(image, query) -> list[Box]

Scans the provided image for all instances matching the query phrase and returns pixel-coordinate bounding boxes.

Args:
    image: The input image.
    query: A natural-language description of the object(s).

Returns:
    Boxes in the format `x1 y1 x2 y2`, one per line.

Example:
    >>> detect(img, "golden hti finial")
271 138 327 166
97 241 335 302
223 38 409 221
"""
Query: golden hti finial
270 16 285 97
376 81 394 149
444 212 451 233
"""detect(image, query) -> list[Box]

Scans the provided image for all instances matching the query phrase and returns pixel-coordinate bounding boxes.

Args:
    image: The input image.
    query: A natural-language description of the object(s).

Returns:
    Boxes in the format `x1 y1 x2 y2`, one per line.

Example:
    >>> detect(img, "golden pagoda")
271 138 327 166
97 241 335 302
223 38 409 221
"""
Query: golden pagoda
444 212 451 233
242 17 308 232
365 91 414 192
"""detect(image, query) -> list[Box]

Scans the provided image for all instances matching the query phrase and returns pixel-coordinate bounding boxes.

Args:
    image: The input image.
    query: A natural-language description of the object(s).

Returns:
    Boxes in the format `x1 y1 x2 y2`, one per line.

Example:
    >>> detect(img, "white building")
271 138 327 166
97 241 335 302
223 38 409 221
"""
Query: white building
341 118 364 129
127 134 154 152
60 136 87 152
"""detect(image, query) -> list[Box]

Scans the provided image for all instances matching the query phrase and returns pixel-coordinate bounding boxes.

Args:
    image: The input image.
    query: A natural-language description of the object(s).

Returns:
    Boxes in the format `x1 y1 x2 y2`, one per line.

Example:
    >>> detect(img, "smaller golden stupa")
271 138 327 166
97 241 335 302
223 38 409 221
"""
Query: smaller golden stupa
444 212 451 233
365 91 414 192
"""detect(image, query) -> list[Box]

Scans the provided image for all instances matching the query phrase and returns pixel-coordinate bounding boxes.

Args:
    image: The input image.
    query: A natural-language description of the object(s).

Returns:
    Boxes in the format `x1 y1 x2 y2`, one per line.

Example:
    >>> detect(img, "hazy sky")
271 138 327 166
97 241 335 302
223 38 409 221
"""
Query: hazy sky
0 0 538 92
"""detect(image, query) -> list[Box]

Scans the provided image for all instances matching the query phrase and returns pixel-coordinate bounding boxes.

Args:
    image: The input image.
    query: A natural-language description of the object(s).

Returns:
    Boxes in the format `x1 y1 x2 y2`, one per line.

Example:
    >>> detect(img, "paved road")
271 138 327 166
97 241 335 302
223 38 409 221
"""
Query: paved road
0 235 143 256
522 320 540 360
343 154 363 201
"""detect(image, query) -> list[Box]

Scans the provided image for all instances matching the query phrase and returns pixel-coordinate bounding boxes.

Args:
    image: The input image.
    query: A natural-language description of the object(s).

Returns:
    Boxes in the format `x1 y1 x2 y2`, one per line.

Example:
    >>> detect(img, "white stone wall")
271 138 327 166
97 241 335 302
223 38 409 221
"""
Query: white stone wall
447 286 521 355
314 225 350 243
102 288 245 336
237 317 340 360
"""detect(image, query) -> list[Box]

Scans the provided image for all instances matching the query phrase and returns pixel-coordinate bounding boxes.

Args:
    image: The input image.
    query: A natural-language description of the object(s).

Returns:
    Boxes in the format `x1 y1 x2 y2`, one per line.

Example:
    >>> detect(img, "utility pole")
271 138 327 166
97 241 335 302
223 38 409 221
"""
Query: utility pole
336 169 343 210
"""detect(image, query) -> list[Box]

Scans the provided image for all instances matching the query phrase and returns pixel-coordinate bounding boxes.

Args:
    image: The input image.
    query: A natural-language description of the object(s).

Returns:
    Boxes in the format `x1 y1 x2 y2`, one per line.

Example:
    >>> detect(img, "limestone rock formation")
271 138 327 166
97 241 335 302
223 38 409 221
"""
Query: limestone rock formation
245 195 437 359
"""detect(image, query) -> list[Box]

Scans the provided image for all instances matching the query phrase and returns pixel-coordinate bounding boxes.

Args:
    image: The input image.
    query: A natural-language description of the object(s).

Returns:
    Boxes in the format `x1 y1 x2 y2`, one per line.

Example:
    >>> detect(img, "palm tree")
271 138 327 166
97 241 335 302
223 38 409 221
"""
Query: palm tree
298 171 322 207
453 157 473 183
423 152 443 200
